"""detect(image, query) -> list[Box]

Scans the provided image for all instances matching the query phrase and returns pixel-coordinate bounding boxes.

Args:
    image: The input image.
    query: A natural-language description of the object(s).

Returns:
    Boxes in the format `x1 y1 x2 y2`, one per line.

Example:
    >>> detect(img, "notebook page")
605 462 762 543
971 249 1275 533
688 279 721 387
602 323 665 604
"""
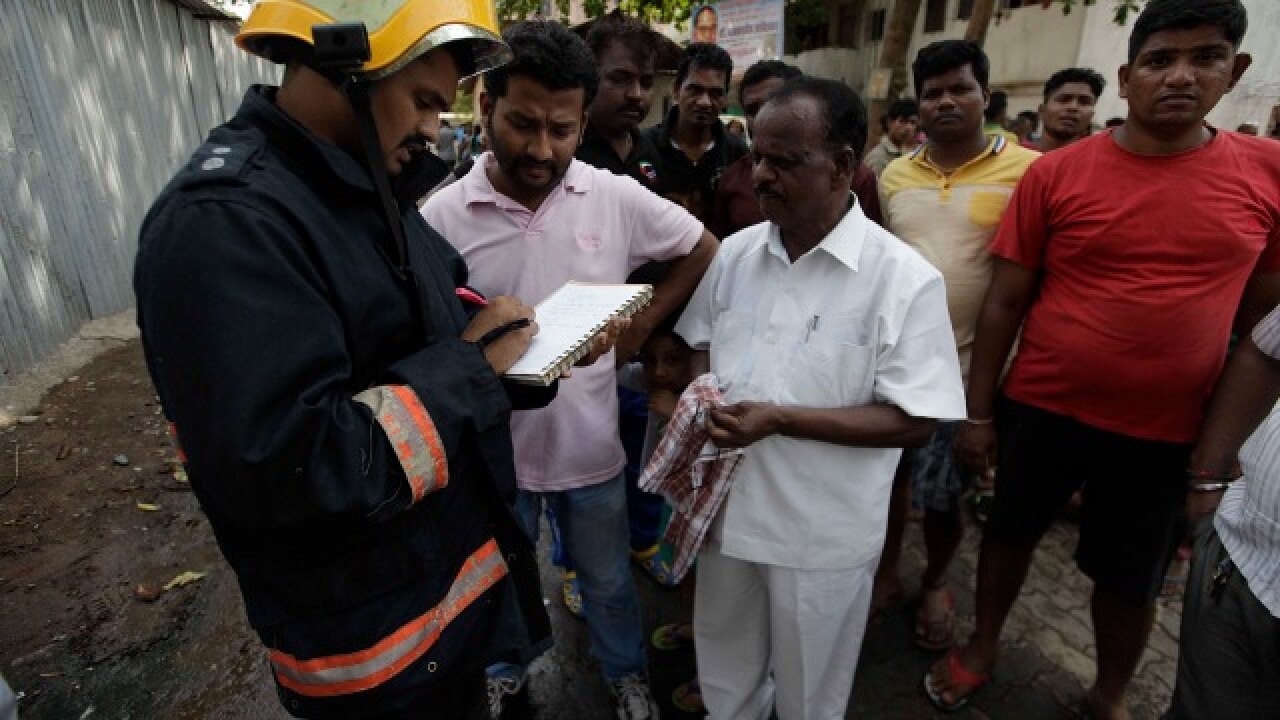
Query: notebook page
505 283 643 378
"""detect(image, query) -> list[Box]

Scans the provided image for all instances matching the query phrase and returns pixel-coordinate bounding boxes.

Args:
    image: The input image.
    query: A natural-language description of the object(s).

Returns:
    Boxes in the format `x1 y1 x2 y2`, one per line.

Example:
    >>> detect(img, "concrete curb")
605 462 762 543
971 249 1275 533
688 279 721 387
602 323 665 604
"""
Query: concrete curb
0 310 139 427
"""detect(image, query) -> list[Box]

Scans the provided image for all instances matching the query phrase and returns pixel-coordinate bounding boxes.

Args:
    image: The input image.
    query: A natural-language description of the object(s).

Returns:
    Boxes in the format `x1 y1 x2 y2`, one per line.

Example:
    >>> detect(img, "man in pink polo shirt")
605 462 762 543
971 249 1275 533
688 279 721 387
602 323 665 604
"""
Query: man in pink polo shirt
422 20 717 720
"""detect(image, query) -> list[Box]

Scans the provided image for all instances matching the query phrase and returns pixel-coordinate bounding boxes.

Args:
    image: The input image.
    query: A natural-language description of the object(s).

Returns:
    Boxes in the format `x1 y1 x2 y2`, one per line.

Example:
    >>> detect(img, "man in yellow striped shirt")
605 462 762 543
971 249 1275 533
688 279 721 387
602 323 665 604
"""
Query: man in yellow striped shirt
873 39 1038 652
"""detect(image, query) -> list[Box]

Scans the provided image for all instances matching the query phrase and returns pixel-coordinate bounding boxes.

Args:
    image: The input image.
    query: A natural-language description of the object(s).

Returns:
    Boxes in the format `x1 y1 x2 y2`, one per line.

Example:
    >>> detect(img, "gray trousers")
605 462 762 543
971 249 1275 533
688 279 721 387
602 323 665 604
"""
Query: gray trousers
1165 523 1280 720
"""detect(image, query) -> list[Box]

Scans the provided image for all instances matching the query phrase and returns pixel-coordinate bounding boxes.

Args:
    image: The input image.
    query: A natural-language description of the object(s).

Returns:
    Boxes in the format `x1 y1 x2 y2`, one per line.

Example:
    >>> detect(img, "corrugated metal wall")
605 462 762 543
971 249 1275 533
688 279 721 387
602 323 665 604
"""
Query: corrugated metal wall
0 0 277 382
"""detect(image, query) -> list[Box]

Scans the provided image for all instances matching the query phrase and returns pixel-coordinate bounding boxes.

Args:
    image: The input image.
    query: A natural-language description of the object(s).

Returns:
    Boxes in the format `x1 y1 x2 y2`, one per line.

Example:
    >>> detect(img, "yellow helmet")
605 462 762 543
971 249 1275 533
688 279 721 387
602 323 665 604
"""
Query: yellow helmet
236 0 511 80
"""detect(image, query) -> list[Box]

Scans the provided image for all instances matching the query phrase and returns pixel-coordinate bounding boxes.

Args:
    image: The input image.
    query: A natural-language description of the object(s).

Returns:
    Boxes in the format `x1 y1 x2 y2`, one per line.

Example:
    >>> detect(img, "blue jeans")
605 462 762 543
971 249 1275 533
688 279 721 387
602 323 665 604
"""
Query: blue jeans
619 387 663 551
516 473 648 681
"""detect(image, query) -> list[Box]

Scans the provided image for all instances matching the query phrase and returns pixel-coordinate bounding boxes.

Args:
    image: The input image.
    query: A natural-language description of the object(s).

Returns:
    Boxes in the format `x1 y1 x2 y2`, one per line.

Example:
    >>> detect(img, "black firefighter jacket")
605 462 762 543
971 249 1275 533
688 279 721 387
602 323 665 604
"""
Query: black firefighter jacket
134 86 553 719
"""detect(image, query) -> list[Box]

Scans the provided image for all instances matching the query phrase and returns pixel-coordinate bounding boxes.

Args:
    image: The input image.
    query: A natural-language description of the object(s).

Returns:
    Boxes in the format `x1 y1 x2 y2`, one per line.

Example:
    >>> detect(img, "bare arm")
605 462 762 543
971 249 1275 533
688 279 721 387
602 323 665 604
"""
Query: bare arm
1190 335 1280 475
1235 272 1280 336
965 258 1039 419
953 257 1039 473
616 230 720 364
777 405 936 448
706 401 935 450
1185 332 1280 524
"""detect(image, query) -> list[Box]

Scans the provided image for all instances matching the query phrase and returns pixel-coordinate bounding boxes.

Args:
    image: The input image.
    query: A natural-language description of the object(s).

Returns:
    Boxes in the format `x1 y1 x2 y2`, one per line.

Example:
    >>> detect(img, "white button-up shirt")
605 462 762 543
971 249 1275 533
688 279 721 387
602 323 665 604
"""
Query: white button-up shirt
1216 305 1280 618
676 198 966 569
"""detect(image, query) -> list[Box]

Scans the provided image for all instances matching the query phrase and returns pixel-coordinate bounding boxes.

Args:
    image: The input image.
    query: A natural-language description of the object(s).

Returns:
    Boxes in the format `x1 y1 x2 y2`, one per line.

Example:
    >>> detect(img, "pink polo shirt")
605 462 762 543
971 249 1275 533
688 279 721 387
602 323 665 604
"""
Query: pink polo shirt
422 155 704 492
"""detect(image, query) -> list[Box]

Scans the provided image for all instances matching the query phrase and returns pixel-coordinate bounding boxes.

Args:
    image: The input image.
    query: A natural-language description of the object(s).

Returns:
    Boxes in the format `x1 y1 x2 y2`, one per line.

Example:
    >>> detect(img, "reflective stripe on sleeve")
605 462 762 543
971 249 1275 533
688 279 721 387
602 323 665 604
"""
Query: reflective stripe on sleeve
268 538 507 697
353 384 449 503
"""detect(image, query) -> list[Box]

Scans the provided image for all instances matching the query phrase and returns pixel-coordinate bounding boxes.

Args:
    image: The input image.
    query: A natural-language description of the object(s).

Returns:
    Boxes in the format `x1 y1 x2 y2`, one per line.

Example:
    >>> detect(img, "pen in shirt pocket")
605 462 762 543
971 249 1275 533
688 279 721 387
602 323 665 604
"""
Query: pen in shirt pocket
804 315 820 342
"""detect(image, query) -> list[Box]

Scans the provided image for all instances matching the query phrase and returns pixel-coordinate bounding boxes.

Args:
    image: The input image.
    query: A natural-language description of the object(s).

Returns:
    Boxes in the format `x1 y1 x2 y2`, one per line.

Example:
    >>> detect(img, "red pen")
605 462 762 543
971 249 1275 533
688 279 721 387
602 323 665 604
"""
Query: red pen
455 286 487 306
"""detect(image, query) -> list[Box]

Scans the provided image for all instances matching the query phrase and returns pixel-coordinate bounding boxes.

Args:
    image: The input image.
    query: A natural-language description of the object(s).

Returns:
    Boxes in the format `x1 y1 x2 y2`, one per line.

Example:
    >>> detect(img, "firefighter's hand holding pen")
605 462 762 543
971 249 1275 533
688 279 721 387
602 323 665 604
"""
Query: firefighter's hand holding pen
462 296 538 374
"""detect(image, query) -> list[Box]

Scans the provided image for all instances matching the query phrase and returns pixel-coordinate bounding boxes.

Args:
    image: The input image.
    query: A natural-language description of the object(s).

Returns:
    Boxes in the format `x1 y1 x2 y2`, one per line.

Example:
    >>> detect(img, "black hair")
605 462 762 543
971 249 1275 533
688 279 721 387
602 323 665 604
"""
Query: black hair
769 76 868 161
586 13 658 66
739 60 802 105
1043 67 1105 101
985 90 1007 123
1105 116 1125 128
1015 110 1039 133
486 21 599 108
648 306 692 349
887 97 918 121
912 40 989 97
674 43 733 93
1129 0 1247 63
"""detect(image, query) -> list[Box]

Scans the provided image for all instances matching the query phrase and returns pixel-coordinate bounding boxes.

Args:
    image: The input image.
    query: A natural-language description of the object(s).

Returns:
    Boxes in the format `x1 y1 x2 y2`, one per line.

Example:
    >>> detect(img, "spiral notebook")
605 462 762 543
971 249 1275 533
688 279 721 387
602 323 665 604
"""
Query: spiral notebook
504 282 654 386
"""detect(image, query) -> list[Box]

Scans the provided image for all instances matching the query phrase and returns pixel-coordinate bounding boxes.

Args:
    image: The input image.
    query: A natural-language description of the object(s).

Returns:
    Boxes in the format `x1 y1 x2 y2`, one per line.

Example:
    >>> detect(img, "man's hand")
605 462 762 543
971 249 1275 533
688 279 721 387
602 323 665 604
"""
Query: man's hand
577 317 630 370
648 388 679 420
461 296 537 374
613 316 651 368
954 422 997 475
707 401 782 449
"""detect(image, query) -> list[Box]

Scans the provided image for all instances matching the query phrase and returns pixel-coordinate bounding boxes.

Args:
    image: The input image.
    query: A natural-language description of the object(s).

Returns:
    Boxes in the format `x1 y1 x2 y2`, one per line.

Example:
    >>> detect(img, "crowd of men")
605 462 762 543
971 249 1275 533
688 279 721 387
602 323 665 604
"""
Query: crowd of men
131 0 1279 718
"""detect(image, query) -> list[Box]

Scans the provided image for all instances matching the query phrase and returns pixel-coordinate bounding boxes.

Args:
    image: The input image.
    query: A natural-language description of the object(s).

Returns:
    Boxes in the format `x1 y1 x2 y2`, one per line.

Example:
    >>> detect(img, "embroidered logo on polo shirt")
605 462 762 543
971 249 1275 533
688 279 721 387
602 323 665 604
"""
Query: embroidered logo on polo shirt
638 161 658 184
576 231 603 251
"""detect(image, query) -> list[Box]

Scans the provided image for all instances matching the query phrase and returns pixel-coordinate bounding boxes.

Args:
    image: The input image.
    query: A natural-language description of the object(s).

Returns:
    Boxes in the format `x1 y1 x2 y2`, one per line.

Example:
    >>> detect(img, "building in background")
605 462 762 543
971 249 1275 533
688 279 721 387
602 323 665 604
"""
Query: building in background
781 0 1278 134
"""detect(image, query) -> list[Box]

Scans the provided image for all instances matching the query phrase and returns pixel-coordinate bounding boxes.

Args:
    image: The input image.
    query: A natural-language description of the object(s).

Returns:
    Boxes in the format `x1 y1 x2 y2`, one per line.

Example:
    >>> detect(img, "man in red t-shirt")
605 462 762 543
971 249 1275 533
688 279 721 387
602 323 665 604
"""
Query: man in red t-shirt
925 1 1280 718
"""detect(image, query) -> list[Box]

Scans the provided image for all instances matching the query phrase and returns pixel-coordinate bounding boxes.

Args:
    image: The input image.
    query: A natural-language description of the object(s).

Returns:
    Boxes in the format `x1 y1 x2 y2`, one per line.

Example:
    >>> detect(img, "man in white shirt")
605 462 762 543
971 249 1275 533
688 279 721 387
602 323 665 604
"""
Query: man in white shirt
1167 303 1280 719
675 76 966 719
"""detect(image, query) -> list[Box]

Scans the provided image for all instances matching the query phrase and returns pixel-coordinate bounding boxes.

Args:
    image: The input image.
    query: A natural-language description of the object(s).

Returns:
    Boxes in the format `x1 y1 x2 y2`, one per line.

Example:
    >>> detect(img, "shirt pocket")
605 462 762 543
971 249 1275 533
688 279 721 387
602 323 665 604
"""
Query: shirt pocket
967 190 1010 229
782 313 877 407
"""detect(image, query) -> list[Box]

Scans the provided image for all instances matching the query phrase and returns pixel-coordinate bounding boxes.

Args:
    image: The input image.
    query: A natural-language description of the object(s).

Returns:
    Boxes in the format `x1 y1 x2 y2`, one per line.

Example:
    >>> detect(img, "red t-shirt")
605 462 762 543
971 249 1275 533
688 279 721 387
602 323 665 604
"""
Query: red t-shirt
992 129 1280 443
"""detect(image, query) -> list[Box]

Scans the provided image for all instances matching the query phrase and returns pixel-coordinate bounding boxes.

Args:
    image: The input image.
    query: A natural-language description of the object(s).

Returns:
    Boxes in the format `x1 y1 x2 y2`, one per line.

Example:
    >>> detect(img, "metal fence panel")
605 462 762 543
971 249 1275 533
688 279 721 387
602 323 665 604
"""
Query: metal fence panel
0 0 277 382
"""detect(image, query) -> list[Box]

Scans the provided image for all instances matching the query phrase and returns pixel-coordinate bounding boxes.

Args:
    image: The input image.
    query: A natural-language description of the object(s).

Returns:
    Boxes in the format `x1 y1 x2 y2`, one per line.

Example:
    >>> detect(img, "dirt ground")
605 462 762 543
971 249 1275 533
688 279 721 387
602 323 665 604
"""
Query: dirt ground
0 342 687 720
0 343 281 719
0 340 1179 720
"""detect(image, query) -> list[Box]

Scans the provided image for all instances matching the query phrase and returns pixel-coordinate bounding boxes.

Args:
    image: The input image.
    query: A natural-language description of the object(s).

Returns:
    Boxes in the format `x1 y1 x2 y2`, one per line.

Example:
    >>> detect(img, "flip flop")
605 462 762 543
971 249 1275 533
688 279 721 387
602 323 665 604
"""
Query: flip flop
561 570 585 620
632 544 680 588
914 584 955 650
650 622 694 651
923 649 990 712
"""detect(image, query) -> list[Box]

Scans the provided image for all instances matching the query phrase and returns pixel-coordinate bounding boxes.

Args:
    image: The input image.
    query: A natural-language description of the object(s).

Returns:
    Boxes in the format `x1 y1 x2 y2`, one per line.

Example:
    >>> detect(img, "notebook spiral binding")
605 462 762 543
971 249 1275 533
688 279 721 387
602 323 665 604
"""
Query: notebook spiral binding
515 285 653 386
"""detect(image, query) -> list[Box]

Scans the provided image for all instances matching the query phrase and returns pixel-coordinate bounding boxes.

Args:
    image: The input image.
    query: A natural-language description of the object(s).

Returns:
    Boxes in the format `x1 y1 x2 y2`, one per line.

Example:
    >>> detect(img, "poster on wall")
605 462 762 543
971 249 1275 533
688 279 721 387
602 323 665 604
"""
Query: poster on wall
688 0 785 78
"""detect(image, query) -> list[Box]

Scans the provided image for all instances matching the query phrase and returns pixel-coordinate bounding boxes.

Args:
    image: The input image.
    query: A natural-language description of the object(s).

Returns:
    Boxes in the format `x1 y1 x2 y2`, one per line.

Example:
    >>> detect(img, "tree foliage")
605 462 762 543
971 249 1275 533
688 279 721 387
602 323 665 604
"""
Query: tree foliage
1058 0 1148 24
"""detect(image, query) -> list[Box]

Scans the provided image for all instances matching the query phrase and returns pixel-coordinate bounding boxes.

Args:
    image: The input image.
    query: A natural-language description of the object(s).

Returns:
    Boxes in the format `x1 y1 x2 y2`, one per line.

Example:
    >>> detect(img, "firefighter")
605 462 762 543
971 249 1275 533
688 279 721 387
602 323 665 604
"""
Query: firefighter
134 1 579 716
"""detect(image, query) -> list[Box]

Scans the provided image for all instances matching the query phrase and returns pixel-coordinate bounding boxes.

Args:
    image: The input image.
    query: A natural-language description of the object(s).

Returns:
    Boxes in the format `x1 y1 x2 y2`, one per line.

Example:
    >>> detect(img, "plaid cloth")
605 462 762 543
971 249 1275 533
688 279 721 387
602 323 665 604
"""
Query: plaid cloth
638 374 743 583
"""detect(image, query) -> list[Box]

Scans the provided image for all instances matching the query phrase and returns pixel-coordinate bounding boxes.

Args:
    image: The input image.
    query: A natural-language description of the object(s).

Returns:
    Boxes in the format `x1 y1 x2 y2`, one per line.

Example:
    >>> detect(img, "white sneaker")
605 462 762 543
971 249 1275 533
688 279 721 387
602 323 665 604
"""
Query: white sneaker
609 673 660 720
486 673 525 719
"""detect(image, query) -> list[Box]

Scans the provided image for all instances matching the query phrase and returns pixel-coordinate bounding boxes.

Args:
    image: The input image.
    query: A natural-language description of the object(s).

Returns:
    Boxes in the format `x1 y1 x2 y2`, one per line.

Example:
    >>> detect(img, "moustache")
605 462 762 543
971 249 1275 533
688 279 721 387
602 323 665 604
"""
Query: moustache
515 157 555 170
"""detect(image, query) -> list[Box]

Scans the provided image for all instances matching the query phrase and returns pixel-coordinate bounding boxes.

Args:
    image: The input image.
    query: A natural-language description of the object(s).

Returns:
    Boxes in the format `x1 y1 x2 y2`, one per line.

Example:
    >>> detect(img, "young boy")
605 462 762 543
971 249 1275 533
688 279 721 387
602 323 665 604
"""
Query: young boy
621 318 705 715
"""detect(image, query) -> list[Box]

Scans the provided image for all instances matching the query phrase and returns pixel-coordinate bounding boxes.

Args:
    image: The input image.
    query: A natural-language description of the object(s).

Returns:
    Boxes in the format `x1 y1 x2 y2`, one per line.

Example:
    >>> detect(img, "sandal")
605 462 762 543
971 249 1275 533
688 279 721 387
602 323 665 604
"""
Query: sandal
631 544 680 587
671 678 704 714
923 649 990 712
650 622 694 651
914 583 955 650
561 570 585 620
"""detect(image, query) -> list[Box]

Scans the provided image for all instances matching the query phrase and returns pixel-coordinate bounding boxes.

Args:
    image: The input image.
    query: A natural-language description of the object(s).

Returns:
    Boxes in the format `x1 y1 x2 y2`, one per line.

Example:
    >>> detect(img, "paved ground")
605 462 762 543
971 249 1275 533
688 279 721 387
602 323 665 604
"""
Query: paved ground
1 340 1180 719
530 515 1181 720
